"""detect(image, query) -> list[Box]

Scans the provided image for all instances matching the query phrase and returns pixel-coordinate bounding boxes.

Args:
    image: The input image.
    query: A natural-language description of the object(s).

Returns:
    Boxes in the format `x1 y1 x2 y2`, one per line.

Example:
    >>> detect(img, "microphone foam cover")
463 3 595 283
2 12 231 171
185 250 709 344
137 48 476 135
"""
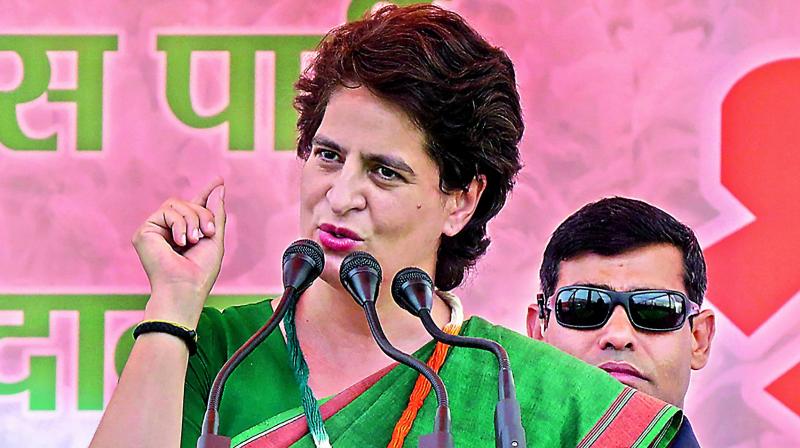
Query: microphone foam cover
339 251 382 286
391 267 433 302
391 267 434 315
283 239 325 274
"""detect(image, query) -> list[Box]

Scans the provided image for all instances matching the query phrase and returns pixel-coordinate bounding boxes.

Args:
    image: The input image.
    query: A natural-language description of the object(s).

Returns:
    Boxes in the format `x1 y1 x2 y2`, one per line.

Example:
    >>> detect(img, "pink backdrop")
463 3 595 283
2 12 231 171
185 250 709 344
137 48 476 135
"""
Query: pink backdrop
1 1 800 446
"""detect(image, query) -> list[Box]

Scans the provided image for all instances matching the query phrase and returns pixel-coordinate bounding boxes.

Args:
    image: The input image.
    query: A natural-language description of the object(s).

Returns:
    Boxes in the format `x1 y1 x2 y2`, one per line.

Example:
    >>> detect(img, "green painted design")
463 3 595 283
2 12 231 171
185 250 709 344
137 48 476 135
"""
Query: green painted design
0 294 272 411
0 357 56 410
157 35 322 151
0 35 117 150
114 325 136 378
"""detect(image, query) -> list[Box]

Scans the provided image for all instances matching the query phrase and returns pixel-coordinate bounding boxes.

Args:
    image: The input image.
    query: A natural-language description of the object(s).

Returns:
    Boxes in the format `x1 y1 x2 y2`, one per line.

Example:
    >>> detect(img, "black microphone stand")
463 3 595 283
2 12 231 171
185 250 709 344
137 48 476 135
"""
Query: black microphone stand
392 267 527 448
339 251 455 448
363 300 454 448
197 286 297 448
197 240 324 448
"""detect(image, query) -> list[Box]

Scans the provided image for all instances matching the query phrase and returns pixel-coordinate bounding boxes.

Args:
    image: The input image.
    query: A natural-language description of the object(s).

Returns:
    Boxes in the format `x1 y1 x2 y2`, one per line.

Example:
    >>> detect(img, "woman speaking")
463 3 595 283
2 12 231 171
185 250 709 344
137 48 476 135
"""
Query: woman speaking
91 5 681 447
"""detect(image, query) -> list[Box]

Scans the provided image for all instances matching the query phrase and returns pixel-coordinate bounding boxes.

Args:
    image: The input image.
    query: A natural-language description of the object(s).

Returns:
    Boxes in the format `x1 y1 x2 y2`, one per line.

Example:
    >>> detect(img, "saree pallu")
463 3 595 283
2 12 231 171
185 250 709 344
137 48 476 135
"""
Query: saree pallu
231 317 681 447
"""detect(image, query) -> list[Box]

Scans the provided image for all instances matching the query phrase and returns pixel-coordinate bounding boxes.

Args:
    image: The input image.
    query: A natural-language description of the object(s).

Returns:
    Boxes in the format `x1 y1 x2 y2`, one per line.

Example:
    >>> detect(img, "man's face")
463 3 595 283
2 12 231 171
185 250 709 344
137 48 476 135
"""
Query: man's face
528 243 714 408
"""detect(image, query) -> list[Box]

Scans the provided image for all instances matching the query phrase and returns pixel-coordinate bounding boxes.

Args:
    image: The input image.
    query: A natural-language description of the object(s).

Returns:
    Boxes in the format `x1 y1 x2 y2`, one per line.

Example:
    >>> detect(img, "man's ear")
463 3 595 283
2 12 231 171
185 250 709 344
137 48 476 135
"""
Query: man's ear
527 303 545 340
690 309 716 370
442 175 486 237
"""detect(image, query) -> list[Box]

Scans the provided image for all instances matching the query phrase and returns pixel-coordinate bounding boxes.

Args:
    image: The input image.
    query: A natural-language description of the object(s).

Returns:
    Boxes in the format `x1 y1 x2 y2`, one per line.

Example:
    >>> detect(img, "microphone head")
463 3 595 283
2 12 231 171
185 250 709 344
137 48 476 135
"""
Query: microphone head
391 267 435 316
282 239 325 291
339 251 382 307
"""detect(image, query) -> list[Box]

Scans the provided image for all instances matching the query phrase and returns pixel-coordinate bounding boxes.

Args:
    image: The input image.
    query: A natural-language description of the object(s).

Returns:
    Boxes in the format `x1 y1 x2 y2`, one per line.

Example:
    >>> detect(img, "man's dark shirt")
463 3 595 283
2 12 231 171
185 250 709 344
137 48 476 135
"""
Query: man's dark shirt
671 418 700 447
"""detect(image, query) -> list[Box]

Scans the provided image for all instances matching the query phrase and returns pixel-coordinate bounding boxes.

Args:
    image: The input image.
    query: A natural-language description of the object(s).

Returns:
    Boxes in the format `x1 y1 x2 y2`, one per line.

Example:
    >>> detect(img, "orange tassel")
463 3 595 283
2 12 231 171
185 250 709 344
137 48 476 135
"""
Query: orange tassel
387 323 462 448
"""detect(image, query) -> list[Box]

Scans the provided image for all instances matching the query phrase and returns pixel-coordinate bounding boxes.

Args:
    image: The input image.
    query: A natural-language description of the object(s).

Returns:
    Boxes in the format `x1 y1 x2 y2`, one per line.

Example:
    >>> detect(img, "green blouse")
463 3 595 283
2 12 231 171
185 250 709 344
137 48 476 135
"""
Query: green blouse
181 298 299 448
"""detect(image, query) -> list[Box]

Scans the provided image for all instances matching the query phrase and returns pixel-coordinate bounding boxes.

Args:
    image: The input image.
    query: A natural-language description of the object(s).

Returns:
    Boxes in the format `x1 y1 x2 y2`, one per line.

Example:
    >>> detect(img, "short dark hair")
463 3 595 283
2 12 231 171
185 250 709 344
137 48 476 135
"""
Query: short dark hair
539 197 707 305
295 4 524 290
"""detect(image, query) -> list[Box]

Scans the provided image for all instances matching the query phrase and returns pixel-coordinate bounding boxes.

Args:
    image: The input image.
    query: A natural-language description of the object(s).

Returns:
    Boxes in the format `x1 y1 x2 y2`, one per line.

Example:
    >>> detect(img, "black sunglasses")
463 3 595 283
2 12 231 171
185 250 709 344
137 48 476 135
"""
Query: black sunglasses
537 286 700 332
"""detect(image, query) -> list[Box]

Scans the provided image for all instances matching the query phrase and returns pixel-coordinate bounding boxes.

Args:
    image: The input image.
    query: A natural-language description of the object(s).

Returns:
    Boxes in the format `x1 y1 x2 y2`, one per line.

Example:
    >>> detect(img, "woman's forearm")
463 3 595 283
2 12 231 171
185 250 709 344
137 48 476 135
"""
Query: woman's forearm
89 332 190 448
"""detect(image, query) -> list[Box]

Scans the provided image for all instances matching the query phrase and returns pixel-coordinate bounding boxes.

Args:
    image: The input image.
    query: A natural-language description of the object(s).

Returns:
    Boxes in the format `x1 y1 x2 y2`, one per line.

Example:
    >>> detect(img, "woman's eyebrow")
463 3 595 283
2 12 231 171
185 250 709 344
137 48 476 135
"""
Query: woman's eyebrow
362 153 416 176
311 135 347 154
312 134 417 177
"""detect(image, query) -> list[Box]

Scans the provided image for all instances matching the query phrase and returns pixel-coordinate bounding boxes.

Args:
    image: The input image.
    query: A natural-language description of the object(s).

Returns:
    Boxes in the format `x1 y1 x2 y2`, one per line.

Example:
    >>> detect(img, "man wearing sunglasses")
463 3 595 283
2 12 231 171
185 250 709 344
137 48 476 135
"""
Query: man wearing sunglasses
527 197 715 446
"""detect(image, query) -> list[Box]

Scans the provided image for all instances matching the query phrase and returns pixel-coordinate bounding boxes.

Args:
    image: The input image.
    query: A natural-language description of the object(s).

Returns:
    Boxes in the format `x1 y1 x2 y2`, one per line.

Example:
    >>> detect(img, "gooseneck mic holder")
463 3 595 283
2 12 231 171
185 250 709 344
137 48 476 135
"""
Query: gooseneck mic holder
391 267 527 448
339 252 454 448
197 239 324 448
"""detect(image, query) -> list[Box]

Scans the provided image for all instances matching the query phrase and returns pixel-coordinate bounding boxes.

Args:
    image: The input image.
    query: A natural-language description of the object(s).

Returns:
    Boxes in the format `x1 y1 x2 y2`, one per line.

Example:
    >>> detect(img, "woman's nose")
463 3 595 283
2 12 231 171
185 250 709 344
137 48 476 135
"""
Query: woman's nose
326 162 367 215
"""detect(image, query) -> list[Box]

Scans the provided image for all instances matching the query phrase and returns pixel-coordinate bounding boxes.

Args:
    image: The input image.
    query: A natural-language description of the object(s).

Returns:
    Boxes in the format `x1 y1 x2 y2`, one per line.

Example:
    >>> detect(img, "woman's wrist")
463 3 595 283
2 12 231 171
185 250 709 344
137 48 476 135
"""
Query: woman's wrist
143 291 206 329
134 320 198 355
132 330 193 358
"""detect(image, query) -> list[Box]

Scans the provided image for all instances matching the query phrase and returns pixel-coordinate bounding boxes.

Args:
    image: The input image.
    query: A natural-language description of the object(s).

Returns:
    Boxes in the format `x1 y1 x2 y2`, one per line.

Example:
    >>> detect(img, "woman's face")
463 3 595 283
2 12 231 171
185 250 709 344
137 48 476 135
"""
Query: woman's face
299 86 455 290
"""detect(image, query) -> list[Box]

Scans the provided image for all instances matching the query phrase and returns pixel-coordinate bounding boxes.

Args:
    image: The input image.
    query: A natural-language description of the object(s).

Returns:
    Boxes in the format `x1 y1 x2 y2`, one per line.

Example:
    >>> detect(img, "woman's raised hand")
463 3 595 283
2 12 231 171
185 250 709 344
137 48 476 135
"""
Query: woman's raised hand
132 177 227 327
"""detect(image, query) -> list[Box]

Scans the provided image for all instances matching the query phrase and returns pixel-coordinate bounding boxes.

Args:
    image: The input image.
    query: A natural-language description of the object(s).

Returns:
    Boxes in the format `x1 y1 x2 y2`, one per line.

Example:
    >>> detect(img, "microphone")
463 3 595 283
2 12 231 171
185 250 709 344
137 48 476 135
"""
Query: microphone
391 267 527 448
338 252 454 448
197 239 325 448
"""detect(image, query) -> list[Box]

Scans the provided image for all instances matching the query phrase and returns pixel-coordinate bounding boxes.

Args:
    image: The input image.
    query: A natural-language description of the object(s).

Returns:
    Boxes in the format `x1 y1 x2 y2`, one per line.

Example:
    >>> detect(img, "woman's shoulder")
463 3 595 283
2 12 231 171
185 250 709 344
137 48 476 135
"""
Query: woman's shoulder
458 314 624 403
460 315 610 372
194 297 277 354
198 297 275 330
460 315 538 350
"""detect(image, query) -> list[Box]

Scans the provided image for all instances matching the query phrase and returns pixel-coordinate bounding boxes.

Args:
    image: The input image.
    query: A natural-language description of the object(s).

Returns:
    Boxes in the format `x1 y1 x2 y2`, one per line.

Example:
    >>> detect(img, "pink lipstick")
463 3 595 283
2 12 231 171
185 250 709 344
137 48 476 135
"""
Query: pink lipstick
318 223 363 252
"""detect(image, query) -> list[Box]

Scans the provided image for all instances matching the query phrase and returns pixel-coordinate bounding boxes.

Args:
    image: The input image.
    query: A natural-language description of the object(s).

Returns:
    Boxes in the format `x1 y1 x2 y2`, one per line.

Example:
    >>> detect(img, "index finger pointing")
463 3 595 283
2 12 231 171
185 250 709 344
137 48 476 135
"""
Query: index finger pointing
191 177 225 207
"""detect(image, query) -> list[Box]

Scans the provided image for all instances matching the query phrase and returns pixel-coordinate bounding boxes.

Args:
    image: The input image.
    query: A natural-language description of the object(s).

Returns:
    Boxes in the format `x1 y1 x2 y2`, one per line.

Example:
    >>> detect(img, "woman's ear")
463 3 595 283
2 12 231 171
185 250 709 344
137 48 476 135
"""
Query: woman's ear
442 175 486 237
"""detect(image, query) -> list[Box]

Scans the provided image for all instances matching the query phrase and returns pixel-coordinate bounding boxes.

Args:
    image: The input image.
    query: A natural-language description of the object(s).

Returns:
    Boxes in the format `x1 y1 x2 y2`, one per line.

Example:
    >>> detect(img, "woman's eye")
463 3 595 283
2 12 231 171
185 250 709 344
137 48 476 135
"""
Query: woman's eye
315 148 340 162
375 166 401 181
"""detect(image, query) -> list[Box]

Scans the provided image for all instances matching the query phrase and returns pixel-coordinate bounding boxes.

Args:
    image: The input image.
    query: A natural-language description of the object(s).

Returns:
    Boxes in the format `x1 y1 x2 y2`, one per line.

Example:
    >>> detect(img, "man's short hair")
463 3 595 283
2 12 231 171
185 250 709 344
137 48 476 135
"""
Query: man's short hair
539 197 707 305
294 4 524 291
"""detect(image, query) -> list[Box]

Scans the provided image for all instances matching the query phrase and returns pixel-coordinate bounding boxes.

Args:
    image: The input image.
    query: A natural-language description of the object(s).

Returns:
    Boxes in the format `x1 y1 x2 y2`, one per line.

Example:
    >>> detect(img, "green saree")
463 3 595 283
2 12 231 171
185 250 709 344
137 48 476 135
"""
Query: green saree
182 299 681 447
